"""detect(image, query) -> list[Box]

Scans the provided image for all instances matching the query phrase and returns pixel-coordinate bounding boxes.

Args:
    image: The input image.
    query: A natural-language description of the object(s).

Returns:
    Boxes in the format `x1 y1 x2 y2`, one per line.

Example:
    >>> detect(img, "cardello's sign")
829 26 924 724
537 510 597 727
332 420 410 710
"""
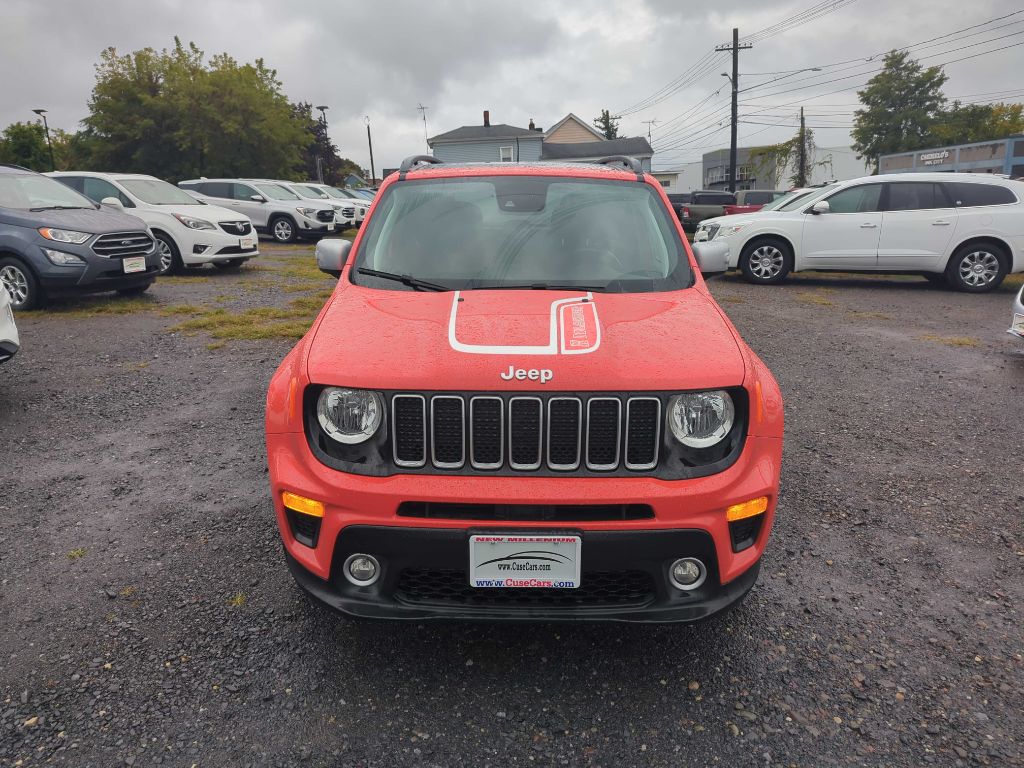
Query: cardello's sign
918 150 951 166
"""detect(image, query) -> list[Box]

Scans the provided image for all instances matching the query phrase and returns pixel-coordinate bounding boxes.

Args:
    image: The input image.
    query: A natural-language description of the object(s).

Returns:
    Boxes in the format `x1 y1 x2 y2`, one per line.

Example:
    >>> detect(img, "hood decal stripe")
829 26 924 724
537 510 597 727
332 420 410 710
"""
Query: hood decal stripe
448 291 601 356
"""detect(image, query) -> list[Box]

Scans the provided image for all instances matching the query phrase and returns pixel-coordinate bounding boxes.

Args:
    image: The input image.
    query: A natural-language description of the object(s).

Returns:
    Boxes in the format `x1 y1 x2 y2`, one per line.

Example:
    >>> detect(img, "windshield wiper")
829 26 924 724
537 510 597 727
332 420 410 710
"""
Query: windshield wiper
470 282 608 292
356 267 451 292
29 205 90 211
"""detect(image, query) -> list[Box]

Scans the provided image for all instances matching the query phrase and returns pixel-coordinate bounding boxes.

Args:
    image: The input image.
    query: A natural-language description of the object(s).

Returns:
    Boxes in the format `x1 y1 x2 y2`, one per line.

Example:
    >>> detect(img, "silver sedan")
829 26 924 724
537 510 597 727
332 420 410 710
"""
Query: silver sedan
1010 284 1024 340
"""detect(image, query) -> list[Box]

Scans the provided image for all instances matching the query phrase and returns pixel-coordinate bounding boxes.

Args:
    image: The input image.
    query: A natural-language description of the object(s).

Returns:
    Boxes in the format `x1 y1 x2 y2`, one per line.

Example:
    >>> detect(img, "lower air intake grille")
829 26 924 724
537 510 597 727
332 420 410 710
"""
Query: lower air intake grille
397 502 654 521
395 569 655 608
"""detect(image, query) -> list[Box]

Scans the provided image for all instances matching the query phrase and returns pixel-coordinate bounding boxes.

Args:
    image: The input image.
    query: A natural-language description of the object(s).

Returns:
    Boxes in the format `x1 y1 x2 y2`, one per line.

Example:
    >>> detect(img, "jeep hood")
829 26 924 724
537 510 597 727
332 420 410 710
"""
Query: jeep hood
305 285 746 391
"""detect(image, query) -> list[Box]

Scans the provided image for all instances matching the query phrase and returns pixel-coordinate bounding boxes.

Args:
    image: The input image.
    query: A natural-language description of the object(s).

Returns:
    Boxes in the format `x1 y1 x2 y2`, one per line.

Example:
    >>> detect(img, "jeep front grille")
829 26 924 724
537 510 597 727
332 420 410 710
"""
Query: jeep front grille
390 393 661 474
92 231 154 258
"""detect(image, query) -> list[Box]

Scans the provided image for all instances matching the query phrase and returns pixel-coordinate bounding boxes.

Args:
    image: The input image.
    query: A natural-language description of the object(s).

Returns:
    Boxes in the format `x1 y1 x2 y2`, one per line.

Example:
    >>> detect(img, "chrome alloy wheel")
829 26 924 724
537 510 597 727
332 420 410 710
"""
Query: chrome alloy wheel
749 245 785 280
156 238 174 273
958 250 1000 288
0 264 29 307
273 219 294 242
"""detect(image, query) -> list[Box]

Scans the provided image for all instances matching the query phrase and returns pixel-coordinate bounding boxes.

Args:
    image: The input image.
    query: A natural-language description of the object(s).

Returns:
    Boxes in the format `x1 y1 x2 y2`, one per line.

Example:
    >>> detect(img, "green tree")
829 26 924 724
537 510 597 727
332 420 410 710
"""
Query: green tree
929 101 1024 146
83 38 311 181
593 109 620 140
852 50 947 172
0 121 50 171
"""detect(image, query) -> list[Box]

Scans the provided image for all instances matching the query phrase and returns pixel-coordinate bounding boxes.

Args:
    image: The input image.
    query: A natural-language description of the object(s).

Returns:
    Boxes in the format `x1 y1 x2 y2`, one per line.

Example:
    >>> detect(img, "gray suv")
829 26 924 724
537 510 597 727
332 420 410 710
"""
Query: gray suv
177 178 336 243
0 165 159 310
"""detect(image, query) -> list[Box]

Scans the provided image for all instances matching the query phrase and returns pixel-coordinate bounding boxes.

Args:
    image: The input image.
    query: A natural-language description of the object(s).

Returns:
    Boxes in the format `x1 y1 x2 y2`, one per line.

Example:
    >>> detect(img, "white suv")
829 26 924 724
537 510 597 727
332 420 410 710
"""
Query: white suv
693 173 1024 292
50 172 258 273
304 183 370 226
263 181 356 230
177 179 336 244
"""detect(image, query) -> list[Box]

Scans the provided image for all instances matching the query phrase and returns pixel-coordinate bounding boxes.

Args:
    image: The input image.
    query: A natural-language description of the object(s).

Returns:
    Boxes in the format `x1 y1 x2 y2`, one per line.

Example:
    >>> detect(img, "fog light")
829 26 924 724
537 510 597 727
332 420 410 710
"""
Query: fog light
344 554 380 586
669 558 706 591
193 244 211 254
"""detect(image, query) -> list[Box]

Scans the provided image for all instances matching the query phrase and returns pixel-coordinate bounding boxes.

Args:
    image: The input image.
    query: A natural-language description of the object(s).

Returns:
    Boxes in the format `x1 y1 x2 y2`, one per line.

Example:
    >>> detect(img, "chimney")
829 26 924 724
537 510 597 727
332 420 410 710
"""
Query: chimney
483 110 490 127
529 118 535 130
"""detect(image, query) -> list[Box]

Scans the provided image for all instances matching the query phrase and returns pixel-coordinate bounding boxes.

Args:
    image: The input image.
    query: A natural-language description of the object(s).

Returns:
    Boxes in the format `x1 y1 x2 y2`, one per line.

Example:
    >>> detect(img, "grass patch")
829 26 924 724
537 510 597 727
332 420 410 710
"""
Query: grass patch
919 334 981 347
796 291 835 307
32 297 157 317
227 592 246 608
169 292 330 341
847 310 893 321
206 341 227 350
718 295 745 304
1005 273 1023 286
157 274 212 284
67 547 87 560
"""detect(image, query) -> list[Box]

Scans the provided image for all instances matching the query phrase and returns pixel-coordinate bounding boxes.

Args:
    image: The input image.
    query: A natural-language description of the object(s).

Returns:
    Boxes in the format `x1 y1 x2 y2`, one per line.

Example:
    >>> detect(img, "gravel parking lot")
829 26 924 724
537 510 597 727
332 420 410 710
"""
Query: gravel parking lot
1 243 1021 767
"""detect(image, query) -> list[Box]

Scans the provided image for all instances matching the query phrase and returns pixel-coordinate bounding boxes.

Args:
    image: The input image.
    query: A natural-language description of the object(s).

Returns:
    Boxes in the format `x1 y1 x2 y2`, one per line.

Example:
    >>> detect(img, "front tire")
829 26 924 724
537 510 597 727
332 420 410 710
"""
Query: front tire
739 238 792 285
270 216 297 244
0 257 42 311
153 232 182 275
944 243 1007 293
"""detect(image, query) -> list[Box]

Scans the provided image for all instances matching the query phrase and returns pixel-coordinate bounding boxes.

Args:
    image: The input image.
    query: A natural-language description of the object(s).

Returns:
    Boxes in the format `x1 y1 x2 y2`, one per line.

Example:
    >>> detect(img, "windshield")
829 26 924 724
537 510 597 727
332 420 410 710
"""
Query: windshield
120 178 200 205
0 173 95 210
323 187 350 200
293 184 330 199
352 176 691 293
351 189 375 200
256 183 300 201
775 185 836 211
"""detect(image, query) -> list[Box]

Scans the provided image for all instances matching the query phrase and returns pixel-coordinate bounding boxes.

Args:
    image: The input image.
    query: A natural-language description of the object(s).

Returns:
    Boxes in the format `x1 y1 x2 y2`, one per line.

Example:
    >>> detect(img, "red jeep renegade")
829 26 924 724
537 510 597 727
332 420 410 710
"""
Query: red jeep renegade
265 155 783 622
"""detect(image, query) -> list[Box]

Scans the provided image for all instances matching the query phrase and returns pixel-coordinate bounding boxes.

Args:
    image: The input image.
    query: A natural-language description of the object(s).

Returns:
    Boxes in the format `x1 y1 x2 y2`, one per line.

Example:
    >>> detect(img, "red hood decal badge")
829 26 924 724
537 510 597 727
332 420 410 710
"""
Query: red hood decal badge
448 291 601 355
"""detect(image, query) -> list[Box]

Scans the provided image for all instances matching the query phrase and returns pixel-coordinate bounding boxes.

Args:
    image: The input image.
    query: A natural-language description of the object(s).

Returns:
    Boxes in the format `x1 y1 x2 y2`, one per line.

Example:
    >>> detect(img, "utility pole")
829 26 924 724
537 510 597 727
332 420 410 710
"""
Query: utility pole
642 118 659 143
797 107 807 187
365 116 376 185
715 29 752 192
32 108 55 171
417 103 429 144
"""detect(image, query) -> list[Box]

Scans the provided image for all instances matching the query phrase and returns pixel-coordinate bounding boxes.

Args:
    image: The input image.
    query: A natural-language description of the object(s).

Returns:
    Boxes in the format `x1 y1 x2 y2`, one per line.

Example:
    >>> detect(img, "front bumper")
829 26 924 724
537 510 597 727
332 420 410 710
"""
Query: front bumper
267 430 781 622
298 217 337 237
178 226 259 265
33 244 161 294
286 526 761 622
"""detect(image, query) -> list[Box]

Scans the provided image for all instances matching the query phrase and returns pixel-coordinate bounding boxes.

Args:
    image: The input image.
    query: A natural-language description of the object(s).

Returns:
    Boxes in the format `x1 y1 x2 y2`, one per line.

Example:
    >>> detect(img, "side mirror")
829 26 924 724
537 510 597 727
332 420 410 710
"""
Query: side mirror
100 196 125 212
315 238 352 278
250 194 266 203
692 241 729 278
811 200 830 215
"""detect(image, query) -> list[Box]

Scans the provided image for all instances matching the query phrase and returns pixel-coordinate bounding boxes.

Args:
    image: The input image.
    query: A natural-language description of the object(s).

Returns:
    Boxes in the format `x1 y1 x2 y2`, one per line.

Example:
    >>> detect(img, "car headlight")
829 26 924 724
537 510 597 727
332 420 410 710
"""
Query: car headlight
38 227 90 244
717 224 747 239
297 207 320 218
316 387 383 444
41 248 86 266
668 390 735 448
172 214 216 231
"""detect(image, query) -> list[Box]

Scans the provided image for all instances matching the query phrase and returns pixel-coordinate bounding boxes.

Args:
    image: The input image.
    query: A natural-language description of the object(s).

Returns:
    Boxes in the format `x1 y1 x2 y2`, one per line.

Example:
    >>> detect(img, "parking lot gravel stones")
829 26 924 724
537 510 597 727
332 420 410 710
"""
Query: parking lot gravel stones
0 247 1021 766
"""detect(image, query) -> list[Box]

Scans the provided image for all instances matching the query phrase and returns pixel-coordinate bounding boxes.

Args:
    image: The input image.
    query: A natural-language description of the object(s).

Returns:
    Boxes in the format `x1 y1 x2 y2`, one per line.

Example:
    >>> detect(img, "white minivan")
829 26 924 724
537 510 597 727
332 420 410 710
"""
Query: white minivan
50 172 258 274
693 173 1024 292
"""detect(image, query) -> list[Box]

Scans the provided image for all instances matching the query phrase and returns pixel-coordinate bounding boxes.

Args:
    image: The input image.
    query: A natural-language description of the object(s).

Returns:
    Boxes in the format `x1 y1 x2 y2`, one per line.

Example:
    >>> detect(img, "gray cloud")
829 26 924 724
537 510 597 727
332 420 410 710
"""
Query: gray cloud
1 0 1020 173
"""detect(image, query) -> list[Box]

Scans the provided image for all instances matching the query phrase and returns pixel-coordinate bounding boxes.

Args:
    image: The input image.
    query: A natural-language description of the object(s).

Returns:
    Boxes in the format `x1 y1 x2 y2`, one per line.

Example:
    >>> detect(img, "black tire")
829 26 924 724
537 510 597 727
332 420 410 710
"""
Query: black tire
944 243 1008 293
0 256 43 311
739 238 792 285
117 282 151 297
153 231 182 275
270 216 297 244
213 259 245 271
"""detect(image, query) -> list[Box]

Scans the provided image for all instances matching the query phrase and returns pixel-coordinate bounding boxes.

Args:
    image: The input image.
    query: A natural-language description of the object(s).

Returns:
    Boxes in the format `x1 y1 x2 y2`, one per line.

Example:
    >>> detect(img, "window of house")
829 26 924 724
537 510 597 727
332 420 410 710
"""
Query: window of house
659 180 670 187
499 146 514 162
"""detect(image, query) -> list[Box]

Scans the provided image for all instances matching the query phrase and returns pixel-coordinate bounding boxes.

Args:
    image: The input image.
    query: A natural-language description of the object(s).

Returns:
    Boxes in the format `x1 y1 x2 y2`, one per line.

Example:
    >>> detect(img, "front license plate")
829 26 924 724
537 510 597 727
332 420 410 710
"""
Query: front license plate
1013 313 1024 336
327 222 336 231
469 534 581 588
122 256 146 274
240 237 255 250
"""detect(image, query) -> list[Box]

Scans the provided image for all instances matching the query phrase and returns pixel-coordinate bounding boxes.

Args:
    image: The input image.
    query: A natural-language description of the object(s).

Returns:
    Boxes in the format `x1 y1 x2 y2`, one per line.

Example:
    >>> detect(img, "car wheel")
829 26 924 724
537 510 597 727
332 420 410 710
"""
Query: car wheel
154 232 182 275
0 257 42 311
117 283 151 297
271 217 297 244
739 238 792 285
945 244 1007 293
213 259 245 271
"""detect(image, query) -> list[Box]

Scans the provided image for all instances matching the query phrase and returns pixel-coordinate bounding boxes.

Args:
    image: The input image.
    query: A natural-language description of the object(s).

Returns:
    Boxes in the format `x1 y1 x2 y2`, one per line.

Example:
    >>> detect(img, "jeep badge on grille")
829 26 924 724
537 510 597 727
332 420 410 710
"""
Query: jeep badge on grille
500 366 553 383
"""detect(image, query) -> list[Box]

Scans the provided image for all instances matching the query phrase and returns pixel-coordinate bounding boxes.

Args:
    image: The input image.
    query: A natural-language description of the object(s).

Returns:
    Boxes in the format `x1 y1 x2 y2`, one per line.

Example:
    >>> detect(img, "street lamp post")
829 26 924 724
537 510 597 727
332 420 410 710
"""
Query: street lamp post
32 109 55 171
314 106 329 183
365 116 376 186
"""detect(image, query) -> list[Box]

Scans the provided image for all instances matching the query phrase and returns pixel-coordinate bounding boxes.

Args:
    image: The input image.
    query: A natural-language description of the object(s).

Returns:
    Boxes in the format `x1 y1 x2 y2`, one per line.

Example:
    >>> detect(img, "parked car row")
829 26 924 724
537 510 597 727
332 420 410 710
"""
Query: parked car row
691 172 1024 292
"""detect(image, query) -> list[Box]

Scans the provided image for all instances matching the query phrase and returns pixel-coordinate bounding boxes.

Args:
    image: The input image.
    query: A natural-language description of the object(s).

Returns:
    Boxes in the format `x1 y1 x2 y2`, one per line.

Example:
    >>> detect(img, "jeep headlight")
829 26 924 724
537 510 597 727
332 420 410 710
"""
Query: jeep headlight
316 387 383 444
668 390 735 448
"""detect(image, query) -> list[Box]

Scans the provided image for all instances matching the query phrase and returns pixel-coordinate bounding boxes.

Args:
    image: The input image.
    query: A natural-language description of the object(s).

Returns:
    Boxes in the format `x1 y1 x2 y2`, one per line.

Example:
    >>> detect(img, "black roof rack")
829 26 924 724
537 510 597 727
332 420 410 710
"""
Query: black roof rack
595 155 644 181
398 155 443 180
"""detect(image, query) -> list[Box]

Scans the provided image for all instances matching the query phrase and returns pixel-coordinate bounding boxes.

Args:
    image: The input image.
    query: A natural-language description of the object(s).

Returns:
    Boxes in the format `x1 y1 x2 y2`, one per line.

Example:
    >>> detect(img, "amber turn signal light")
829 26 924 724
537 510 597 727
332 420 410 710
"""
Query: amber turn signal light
282 491 325 518
726 496 768 522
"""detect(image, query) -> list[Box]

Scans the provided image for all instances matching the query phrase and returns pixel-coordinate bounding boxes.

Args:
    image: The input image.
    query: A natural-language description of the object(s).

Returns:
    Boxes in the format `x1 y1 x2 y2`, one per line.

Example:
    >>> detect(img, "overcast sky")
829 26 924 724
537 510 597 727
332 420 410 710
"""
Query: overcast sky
3 0 1022 175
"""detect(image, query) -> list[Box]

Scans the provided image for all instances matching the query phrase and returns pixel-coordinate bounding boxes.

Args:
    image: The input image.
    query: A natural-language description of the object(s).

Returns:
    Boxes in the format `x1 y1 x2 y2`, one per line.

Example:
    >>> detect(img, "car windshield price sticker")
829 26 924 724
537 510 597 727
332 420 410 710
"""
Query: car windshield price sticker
469 534 581 588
